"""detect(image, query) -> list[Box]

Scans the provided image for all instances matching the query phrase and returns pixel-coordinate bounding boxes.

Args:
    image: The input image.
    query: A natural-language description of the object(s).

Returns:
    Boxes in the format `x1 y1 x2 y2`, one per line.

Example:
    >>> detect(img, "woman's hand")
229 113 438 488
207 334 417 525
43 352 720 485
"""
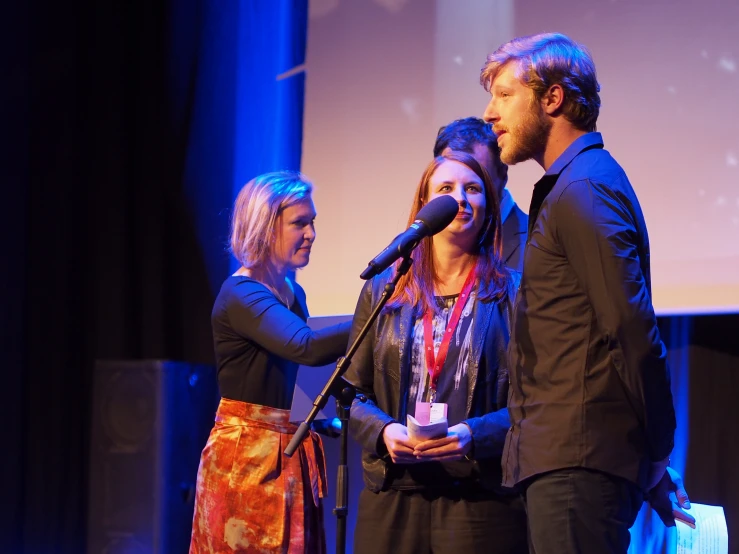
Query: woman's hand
382 423 422 464
411 423 473 462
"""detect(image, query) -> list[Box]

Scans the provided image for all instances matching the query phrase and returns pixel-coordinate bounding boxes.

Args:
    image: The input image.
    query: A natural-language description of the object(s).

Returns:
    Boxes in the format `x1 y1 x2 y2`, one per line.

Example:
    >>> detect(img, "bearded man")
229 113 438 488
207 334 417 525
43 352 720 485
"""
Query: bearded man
481 32 692 554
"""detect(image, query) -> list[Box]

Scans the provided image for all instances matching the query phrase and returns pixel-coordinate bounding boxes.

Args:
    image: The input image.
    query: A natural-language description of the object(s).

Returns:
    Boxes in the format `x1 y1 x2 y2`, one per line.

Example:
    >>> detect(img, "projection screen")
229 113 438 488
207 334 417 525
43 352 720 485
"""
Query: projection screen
298 0 739 316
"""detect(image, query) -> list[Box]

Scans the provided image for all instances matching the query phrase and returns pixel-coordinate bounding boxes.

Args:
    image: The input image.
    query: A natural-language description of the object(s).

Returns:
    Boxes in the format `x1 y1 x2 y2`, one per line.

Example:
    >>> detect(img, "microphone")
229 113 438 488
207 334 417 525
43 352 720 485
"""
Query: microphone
360 195 459 280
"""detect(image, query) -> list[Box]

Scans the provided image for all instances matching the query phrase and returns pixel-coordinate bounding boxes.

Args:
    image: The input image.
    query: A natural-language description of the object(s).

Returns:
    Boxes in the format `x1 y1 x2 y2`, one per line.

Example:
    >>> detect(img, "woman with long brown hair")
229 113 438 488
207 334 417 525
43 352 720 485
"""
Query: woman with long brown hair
344 152 528 554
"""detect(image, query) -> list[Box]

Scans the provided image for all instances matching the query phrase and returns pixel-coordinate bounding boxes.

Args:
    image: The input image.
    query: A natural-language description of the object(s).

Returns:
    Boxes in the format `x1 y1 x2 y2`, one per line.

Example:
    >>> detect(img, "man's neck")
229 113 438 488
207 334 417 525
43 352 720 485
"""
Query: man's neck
538 122 588 171
499 187 515 223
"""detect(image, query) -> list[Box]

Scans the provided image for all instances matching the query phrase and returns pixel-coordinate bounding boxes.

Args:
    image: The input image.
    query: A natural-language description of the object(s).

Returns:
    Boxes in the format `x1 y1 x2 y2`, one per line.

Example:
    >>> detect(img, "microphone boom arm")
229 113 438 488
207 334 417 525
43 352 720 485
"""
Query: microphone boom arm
284 254 414 458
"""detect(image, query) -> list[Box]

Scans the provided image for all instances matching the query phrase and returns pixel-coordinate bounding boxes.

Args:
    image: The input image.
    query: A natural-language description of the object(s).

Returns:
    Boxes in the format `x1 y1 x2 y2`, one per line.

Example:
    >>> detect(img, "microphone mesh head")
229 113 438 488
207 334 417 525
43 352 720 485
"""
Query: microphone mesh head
415 195 459 235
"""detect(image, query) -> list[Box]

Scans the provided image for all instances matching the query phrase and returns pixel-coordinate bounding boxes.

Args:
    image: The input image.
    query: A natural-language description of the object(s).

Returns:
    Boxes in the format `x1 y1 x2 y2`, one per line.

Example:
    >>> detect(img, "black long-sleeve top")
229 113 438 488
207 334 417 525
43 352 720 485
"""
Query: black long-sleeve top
504 133 676 491
211 275 351 409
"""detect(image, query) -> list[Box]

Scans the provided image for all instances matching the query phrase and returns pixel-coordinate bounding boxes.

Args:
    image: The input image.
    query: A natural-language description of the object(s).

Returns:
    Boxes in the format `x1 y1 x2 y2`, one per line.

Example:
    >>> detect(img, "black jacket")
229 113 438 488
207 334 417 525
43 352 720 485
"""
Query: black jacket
344 268 517 493
502 203 528 273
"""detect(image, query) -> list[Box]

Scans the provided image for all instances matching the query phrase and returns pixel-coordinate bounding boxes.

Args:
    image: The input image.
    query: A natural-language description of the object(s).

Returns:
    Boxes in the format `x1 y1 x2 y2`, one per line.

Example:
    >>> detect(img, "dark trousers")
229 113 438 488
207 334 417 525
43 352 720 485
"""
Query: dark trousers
353 486 529 554
523 468 643 554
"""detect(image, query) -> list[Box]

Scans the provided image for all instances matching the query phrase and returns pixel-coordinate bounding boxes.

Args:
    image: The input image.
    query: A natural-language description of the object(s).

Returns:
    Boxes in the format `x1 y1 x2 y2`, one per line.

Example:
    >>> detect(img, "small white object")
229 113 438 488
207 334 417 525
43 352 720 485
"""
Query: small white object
676 503 728 554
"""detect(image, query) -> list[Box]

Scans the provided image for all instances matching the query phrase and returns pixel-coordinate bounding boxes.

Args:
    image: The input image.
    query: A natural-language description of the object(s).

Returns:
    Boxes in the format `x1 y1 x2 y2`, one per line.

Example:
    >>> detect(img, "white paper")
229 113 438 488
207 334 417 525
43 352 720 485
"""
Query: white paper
406 414 448 441
676 503 728 554
429 403 447 423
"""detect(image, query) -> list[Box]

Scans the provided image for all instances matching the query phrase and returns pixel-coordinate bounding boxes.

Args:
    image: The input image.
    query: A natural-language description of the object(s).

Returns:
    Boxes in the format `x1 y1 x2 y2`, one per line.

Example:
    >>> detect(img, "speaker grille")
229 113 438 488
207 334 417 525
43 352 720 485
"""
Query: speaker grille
100 369 156 452
87 360 218 554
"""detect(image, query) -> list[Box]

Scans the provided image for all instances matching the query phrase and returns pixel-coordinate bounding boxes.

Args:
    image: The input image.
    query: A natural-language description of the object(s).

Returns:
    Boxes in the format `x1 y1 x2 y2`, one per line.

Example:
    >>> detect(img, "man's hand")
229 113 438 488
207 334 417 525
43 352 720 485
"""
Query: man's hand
382 423 421 464
412 423 473 462
647 466 696 529
647 457 670 491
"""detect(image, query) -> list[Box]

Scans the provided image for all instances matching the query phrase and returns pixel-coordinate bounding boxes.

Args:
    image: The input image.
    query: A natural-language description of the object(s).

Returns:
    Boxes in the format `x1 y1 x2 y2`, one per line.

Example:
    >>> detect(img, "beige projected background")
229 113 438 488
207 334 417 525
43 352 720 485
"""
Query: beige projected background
298 0 739 316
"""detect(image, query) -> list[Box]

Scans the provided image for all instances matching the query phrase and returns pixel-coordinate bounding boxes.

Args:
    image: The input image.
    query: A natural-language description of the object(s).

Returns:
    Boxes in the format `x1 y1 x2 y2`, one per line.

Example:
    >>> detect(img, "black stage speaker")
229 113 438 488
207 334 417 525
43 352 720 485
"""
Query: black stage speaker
87 360 218 554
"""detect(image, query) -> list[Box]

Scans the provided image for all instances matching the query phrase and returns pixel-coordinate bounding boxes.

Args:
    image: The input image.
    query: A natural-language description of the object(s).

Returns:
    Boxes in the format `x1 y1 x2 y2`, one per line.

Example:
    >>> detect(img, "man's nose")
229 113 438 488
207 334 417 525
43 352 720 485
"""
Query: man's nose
483 98 498 123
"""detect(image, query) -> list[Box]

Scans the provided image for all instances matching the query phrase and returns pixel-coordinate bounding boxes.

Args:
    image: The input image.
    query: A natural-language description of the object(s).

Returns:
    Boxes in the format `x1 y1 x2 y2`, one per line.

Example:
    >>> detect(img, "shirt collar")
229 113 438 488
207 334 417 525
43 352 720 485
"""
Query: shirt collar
546 132 604 176
499 187 515 223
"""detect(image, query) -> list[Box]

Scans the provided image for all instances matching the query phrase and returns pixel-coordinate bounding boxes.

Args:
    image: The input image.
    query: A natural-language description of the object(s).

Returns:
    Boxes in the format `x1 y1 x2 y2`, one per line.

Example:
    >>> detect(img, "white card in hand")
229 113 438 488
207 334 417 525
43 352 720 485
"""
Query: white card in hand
406 414 448 441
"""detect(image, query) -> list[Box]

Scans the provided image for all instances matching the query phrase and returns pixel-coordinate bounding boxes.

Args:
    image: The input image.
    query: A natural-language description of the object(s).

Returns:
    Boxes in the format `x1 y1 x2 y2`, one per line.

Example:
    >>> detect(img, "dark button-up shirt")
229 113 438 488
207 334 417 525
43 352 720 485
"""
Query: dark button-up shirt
503 132 676 490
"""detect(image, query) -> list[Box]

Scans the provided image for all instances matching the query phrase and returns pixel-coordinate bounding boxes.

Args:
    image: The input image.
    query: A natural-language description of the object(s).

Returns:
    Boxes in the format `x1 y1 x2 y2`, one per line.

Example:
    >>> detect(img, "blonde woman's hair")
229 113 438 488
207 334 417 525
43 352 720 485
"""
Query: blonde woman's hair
230 171 313 269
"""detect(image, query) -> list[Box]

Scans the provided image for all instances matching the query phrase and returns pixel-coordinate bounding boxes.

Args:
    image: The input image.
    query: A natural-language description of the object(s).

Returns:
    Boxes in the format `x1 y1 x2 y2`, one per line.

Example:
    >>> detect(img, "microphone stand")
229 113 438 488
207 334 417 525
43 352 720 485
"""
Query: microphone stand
284 255 413 554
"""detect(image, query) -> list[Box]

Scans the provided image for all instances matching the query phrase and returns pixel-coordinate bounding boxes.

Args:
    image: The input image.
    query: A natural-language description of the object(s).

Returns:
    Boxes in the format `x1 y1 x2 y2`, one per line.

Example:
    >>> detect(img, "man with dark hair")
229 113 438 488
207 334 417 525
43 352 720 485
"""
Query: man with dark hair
481 32 692 554
434 117 527 272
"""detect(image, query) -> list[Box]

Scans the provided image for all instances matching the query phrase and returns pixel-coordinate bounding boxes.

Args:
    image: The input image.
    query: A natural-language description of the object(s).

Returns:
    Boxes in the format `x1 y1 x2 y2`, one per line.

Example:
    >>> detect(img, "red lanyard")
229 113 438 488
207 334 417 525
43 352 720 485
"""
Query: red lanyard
423 264 477 402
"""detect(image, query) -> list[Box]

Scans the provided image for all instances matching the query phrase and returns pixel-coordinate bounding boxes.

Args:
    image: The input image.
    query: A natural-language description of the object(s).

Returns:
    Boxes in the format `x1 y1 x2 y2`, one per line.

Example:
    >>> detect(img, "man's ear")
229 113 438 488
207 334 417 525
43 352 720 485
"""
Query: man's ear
541 84 564 115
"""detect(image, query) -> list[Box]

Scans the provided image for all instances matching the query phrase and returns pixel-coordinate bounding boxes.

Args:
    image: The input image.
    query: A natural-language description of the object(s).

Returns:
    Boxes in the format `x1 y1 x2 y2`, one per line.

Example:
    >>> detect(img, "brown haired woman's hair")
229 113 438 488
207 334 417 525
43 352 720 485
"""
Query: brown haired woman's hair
385 151 509 315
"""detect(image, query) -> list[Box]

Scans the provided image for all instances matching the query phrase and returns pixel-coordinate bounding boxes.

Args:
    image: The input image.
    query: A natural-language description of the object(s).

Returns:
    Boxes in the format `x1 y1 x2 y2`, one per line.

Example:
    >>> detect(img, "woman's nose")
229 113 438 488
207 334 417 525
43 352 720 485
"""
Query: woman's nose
452 189 468 205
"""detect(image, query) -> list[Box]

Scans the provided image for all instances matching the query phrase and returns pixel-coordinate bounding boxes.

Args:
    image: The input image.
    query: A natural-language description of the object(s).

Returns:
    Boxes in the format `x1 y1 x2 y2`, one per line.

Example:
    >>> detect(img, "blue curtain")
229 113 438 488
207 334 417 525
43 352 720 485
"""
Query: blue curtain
170 0 309 289
629 316 692 553
1 2 310 551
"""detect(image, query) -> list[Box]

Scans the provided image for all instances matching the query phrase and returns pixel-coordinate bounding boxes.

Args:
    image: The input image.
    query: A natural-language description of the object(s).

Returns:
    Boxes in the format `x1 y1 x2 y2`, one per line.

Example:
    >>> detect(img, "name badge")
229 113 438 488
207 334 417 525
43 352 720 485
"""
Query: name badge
415 402 448 425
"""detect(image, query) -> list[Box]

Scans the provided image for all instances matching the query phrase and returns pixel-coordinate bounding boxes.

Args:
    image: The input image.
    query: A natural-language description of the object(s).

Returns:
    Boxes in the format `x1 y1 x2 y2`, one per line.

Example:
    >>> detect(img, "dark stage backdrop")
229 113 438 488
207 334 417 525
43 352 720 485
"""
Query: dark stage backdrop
1 1 738 554
1 0 307 552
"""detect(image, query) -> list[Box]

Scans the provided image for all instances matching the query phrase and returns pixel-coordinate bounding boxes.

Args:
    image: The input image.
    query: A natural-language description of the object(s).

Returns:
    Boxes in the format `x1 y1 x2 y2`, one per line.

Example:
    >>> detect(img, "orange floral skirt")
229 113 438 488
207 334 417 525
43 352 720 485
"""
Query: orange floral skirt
189 398 327 553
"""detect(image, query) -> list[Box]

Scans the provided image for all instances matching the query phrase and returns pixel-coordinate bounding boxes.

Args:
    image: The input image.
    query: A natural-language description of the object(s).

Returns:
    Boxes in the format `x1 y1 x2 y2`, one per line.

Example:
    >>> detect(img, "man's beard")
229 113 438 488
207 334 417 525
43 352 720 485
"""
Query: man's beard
499 104 552 165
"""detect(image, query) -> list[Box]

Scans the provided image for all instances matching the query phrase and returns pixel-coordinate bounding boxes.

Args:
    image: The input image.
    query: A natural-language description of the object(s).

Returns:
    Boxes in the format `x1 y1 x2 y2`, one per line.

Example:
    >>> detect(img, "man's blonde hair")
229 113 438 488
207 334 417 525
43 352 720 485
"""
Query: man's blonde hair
481 33 601 132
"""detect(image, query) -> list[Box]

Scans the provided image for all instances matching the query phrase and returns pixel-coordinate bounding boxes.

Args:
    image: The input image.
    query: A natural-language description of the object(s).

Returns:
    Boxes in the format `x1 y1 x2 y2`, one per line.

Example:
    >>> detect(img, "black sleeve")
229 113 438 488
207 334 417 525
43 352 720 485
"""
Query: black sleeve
343 278 396 457
226 280 350 366
555 179 676 461
462 409 511 459
342 279 376 394
462 290 516 459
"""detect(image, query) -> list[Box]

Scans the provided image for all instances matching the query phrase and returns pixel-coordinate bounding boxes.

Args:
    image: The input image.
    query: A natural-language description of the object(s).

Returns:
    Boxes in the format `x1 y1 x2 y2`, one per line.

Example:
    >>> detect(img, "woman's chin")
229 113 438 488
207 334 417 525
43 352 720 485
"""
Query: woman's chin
443 222 479 238
290 256 311 270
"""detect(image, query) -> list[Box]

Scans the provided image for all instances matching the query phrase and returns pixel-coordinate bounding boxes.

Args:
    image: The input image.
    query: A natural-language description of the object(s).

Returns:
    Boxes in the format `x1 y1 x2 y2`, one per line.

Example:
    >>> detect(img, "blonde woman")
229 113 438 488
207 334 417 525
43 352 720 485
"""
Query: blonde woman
190 171 350 553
